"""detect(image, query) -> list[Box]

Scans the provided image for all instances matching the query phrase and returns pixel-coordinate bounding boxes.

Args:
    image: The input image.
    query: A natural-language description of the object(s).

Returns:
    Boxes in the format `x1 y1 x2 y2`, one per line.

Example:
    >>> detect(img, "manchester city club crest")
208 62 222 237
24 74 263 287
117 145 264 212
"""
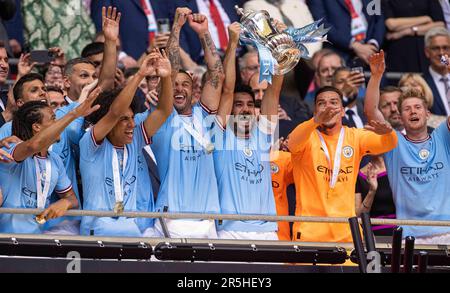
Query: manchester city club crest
419 149 430 160
343 146 354 158
270 163 280 174
243 147 253 157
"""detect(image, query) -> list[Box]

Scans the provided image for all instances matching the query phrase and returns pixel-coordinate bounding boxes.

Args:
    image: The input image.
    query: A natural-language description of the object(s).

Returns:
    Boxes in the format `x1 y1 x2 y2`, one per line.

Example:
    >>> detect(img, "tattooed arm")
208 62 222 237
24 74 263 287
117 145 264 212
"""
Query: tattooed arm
189 14 225 112
167 7 192 83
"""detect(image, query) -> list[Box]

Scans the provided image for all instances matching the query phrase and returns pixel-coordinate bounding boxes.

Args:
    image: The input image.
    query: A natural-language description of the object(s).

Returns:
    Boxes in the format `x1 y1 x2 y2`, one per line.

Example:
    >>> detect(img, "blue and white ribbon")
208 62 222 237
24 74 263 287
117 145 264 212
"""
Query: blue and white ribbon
239 19 329 84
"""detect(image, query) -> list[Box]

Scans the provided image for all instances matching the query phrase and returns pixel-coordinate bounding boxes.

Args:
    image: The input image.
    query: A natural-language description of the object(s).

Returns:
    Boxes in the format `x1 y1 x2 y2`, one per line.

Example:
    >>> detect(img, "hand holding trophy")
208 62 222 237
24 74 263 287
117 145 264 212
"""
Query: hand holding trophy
235 6 329 83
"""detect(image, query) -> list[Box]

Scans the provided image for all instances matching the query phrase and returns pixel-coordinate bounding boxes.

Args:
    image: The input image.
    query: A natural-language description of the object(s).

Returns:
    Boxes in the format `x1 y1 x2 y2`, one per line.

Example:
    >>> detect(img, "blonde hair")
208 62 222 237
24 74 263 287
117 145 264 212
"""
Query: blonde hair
398 87 429 111
398 73 434 109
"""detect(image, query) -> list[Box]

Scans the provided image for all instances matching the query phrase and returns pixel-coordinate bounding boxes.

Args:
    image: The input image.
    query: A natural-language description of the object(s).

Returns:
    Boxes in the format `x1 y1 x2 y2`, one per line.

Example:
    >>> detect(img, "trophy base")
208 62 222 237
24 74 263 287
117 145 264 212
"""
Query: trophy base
273 46 301 75
267 34 301 75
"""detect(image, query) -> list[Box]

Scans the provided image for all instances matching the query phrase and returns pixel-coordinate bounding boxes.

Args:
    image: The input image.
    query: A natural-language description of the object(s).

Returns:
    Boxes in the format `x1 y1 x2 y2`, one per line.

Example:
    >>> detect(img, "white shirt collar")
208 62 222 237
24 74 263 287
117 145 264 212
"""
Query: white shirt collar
429 66 450 80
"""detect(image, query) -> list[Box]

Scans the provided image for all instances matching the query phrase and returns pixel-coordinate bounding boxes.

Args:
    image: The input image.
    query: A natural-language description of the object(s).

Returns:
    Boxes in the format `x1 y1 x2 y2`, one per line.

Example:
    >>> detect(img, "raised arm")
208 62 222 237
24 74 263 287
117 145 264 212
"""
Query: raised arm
288 107 341 154
98 6 120 91
13 88 101 162
365 50 388 124
189 14 225 112
143 50 174 137
167 7 192 83
260 75 284 119
216 23 240 127
93 53 158 143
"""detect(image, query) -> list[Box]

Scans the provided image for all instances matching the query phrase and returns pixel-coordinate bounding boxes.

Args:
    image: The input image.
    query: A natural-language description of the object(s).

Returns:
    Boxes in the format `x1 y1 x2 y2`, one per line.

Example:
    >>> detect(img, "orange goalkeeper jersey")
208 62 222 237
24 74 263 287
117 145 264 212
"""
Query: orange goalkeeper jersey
270 151 294 241
288 119 398 243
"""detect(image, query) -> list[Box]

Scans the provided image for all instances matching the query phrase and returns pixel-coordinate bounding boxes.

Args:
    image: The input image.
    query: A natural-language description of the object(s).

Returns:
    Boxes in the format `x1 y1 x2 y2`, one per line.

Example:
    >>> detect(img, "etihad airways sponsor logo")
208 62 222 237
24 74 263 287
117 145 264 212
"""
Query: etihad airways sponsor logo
400 162 444 175
316 165 354 175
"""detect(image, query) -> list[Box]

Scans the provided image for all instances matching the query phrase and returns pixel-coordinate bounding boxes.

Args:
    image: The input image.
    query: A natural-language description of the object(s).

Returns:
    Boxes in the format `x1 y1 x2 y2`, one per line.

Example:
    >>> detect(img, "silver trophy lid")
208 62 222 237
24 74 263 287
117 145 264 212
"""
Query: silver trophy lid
235 5 245 16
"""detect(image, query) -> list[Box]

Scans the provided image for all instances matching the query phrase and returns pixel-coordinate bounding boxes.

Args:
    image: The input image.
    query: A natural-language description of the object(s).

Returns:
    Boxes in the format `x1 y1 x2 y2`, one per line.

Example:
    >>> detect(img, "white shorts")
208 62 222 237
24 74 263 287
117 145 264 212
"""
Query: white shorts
142 227 159 238
43 220 80 235
415 233 450 245
218 230 279 240
154 219 217 239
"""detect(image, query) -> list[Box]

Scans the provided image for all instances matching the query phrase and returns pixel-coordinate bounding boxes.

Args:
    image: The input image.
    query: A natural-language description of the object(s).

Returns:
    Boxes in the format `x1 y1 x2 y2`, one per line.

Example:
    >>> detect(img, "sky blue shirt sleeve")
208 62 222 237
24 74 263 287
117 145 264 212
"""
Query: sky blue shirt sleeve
53 153 72 194
79 129 104 163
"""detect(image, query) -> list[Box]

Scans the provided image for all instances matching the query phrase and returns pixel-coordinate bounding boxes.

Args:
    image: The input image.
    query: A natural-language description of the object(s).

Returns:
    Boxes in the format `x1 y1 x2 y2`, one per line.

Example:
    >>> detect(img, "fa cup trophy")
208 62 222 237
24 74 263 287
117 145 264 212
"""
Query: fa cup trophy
235 6 329 82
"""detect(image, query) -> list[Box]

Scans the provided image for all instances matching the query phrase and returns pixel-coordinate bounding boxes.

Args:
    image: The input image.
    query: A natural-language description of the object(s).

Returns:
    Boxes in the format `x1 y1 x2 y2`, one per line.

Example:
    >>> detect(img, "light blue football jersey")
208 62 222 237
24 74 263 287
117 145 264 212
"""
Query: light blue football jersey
212 117 277 232
151 105 220 215
0 144 72 234
384 121 450 237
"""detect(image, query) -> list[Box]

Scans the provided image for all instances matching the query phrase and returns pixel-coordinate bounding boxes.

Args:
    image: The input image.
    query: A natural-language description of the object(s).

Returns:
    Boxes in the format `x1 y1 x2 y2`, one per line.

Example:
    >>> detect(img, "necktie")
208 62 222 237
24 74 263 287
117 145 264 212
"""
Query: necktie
344 0 366 42
442 76 450 113
140 0 156 43
208 0 228 52
272 1 294 28
345 109 357 128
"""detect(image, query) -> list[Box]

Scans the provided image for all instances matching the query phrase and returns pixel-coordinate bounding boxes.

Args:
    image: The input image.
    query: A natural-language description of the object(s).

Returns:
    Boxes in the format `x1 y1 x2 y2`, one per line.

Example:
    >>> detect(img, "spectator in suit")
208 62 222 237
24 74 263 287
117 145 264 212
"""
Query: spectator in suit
0 0 16 56
439 0 450 32
239 50 259 86
306 0 385 66
4 0 23 58
423 27 450 116
382 0 445 73
91 0 170 60
332 67 367 128
168 0 244 64
304 51 346 104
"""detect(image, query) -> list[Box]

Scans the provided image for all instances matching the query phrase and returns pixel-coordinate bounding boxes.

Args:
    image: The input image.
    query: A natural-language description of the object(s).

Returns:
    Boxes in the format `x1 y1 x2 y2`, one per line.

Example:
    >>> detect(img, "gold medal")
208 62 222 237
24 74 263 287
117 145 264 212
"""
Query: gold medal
114 201 124 214
205 143 215 154
243 147 253 157
35 215 46 225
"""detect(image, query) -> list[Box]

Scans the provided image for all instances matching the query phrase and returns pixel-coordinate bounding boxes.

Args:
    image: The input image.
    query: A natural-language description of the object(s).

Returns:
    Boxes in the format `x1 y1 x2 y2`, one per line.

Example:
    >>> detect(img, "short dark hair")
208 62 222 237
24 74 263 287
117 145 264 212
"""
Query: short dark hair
0 41 5 49
317 51 346 73
64 58 96 76
85 87 139 125
234 83 256 103
314 86 344 104
12 101 50 141
124 67 139 79
332 66 351 81
81 42 105 58
46 85 64 95
380 86 402 97
13 73 45 101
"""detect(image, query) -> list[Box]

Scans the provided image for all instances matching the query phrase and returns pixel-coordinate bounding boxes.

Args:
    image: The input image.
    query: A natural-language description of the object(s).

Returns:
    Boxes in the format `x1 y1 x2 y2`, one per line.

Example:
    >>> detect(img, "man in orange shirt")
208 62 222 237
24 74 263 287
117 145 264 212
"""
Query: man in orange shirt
288 86 398 243
270 149 293 241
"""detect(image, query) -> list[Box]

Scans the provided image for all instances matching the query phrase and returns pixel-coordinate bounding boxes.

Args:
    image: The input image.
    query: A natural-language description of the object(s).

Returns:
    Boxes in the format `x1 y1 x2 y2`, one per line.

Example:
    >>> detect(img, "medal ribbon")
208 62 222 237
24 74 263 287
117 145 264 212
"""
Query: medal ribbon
316 128 345 188
112 146 128 205
34 157 52 209
181 115 214 153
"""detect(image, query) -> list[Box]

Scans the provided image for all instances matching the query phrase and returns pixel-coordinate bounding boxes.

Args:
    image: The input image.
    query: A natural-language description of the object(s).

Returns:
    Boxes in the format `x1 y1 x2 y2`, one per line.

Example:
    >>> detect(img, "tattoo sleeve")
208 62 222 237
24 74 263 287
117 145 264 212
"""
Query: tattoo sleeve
167 23 182 80
201 32 224 90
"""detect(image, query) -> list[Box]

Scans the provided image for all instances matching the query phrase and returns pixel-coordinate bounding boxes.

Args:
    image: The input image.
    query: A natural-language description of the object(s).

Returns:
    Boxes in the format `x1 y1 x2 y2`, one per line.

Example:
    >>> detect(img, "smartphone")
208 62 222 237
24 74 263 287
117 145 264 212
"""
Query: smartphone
30 50 55 64
157 18 170 34
351 66 366 88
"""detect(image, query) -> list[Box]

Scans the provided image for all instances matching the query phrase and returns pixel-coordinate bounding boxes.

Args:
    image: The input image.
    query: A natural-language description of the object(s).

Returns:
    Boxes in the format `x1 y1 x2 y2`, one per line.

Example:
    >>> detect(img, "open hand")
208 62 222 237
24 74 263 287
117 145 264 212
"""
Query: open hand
102 6 121 42
365 119 393 135
369 50 385 78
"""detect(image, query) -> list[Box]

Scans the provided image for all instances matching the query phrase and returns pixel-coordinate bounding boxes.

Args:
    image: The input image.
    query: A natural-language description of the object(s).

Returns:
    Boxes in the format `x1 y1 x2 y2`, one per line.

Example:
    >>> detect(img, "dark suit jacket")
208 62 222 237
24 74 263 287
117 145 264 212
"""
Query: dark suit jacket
168 0 244 64
342 100 367 128
0 0 16 55
91 0 169 60
306 0 385 63
423 69 448 116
